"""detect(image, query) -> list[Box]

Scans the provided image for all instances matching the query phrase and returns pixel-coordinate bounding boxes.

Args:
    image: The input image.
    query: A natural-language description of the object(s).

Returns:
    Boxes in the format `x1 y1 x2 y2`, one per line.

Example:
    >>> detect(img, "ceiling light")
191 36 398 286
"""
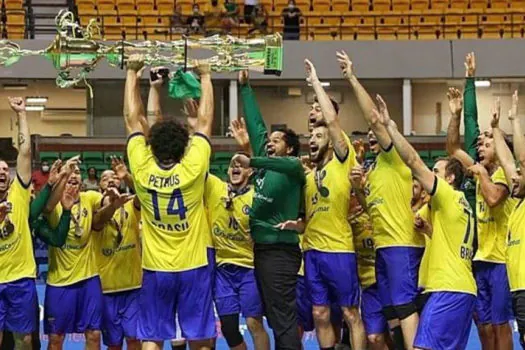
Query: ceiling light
475 80 491 88
25 105 45 111
3 84 28 90
26 97 48 104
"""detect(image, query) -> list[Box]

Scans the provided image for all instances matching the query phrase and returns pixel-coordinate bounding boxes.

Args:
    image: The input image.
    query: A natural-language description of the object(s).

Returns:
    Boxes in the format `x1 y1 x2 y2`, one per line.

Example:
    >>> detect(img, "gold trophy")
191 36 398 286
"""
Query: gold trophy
0 10 283 88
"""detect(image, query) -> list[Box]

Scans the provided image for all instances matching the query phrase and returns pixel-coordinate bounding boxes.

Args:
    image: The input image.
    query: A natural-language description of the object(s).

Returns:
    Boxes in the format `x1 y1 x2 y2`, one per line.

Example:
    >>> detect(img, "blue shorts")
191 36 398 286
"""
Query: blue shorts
44 276 103 334
361 284 388 335
375 246 423 307
102 289 140 346
214 264 263 318
414 292 475 350
0 278 37 333
137 268 216 341
296 276 343 332
304 250 359 307
208 248 216 294
474 261 513 325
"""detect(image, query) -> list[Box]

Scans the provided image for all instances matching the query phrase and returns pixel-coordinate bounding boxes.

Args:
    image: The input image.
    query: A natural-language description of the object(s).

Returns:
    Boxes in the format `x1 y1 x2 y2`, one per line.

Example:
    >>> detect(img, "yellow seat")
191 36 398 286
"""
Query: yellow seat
77 3 98 16
342 14 375 39
6 10 26 25
430 0 448 9
372 0 390 10
509 0 525 9
157 1 174 14
351 0 370 11
449 0 468 9
332 0 349 11
295 0 311 11
410 10 443 39
411 0 428 9
470 0 487 9
392 0 409 10
323 10 342 24
177 0 194 12
312 0 330 11
137 0 154 11
490 0 508 8
4 0 24 9
480 13 510 38
376 13 410 39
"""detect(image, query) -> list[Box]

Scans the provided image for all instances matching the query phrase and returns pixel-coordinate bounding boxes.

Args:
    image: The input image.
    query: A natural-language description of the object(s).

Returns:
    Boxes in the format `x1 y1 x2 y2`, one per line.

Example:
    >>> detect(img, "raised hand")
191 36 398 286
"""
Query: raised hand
126 54 145 72
229 118 250 148
490 98 501 128
62 155 81 176
349 165 365 190
61 186 80 210
8 97 25 113
352 139 365 164
238 70 249 86
150 66 167 87
274 218 304 232
465 52 476 77
105 187 134 208
111 156 129 180
196 61 211 76
468 163 487 177
414 214 432 235
300 155 313 174
304 59 318 84
375 94 391 126
509 90 519 121
48 159 63 186
336 50 353 79
447 87 463 116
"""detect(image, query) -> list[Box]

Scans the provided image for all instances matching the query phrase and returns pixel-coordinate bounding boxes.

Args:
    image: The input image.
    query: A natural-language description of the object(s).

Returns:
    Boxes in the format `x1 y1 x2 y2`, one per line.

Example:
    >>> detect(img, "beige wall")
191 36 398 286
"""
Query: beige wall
412 80 525 135
0 81 87 137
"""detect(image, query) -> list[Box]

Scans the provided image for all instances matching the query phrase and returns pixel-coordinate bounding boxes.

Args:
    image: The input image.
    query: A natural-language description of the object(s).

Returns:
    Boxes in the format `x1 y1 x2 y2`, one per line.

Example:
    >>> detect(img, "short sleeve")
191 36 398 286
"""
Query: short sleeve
180 133 212 178
204 174 224 208
11 174 31 202
127 133 151 174
430 176 455 210
379 143 403 165
492 167 510 190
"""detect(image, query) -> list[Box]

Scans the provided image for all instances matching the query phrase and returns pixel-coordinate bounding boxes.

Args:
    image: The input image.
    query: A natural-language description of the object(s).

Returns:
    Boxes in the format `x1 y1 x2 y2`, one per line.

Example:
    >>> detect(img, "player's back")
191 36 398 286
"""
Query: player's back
350 210 375 289
127 133 212 272
366 147 424 249
426 177 476 295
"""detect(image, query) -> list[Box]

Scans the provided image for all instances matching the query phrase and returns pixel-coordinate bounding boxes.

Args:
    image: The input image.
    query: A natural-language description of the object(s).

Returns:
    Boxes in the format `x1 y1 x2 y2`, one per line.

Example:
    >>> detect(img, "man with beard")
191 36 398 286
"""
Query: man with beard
376 96 476 350
234 70 304 349
492 92 525 349
446 86 515 350
0 97 37 349
95 164 141 350
339 51 424 350
205 149 270 349
298 59 365 350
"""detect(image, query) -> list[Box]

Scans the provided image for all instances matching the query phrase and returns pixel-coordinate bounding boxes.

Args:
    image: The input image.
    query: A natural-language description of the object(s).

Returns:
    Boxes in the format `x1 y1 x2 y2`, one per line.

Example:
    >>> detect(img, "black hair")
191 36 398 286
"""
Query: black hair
275 128 300 157
312 119 328 129
87 166 98 179
149 120 190 165
314 96 339 115
446 157 465 190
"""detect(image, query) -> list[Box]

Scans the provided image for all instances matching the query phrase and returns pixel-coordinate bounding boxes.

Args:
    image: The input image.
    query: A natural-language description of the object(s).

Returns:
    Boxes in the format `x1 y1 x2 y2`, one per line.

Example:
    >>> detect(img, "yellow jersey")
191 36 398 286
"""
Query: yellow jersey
204 174 254 268
506 198 525 292
424 177 476 295
350 210 375 289
298 233 305 276
365 146 424 249
95 200 142 293
304 134 357 252
416 204 431 289
0 176 36 283
127 132 211 272
475 167 517 263
47 190 103 286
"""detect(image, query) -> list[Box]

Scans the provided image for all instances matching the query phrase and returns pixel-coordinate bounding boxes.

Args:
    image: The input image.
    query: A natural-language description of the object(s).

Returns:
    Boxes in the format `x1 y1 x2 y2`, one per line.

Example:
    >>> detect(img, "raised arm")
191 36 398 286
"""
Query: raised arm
349 165 368 212
30 159 61 222
445 88 475 168
44 156 81 214
463 52 480 161
125 55 146 136
375 101 435 193
8 97 31 185
509 90 525 169
233 153 304 179
492 109 518 187
305 59 348 160
147 67 165 127
92 188 134 231
238 70 268 157
194 63 214 137
229 118 252 155
337 51 391 150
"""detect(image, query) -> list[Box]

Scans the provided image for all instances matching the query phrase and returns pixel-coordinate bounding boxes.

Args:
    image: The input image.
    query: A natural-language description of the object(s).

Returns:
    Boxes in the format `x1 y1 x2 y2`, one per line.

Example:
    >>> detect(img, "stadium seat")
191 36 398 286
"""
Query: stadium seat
176 0 194 12
5 10 26 38
157 0 175 14
509 0 525 9
410 0 428 9
137 0 154 11
391 0 409 11
82 151 104 163
372 0 390 10
376 13 410 39
430 150 447 160
430 0 448 9
61 151 80 160
470 0 488 9
323 10 342 25
410 10 443 39
213 152 233 163
312 0 330 11
4 0 24 9
341 14 375 39
351 0 370 11
490 0 508 8
332 0 349 11
295 0 311 11
105 151 124 161
480 10 510 38
445 9 479 39
77 3 98 17
39 152 60 163
449 0 468 9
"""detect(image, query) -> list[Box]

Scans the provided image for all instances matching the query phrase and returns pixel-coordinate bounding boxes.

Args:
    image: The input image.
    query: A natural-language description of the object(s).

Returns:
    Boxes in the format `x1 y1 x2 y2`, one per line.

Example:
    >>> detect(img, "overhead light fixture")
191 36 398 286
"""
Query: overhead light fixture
25 105 45 111
475 80 491 88
3 84 28 90
26 97 48 104
308 82 330 87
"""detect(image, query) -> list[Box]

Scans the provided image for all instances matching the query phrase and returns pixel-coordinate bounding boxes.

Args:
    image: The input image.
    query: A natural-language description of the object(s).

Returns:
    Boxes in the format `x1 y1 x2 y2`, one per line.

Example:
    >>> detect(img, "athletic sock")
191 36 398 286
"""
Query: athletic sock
391 326 406 350
171 344 186 350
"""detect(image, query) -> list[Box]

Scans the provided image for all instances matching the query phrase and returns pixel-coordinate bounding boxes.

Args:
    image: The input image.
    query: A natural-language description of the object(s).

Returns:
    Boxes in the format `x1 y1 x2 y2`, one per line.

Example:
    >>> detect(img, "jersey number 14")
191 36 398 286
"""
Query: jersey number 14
147 189 188 221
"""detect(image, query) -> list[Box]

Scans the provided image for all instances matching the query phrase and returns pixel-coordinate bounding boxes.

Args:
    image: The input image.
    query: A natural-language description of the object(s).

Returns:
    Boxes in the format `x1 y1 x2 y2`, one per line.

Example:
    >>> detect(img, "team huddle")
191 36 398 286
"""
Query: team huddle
0 49 525 350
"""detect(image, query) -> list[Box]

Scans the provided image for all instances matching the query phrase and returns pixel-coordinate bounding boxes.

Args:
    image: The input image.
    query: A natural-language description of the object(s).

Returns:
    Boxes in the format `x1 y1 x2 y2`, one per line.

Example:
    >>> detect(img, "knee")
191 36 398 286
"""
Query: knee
312 306 330 323
14 333 32 346
85 330 101 344
478 323 495 337
49 334 65 346
246 317 264 334
342 307 360 324
367 333 384 345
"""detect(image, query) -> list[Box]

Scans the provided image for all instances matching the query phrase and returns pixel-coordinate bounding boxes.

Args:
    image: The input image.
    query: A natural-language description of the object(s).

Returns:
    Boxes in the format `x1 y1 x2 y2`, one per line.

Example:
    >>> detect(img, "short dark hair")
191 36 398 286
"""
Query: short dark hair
276 128 300 157
149 120 190 164
312 119 328 129
314 96 339 115
446 157 465 189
